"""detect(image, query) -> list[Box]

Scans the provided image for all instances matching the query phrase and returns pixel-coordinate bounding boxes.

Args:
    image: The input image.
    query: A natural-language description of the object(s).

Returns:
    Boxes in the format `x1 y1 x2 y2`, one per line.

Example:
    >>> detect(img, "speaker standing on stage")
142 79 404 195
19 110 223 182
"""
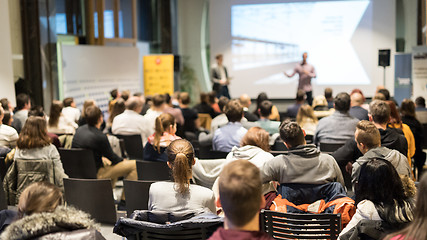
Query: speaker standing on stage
211 54 231 99
284 52 316 105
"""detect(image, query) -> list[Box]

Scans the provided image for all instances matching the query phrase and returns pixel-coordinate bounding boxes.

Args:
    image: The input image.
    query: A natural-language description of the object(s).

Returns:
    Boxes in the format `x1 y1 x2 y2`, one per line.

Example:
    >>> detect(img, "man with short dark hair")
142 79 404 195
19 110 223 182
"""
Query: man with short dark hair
209 160 273 240
415 96 427 124
179 92 199 134
261 121 344 186
62 97 81 123
325 87 334 109
257 100 280 134
0 106 18 148
72 106 137 201
12 93 31 132
314 92 359 145
212 100 248 152
286 90 305 119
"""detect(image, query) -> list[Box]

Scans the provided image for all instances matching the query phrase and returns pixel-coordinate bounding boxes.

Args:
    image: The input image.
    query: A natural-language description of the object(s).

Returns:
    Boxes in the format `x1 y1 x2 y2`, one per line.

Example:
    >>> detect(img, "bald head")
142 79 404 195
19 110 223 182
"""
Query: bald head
351 93 364 107
125 96 143 112
239 94 251 108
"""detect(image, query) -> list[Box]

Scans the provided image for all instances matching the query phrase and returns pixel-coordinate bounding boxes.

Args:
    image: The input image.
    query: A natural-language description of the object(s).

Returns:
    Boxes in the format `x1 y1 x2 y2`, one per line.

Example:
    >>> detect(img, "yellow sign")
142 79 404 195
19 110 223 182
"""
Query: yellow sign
143 55 174 96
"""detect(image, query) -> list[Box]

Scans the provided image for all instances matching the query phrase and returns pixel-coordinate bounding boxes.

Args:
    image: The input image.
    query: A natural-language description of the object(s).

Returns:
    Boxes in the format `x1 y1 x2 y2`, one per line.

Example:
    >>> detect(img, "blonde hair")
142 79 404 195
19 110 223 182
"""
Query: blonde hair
18 182 63 218
240 127 270 152
296 105 318 125
166 139 194 194
154 113 175 153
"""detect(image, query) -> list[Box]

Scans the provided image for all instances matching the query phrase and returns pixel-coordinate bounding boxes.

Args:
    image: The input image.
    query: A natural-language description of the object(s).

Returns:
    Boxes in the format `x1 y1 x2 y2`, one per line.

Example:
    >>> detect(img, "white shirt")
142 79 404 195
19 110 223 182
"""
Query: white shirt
143 109 162 138
0 124 19 148
47 115 78 135
62 107 81 123
339 200 381 238
112 109 148 145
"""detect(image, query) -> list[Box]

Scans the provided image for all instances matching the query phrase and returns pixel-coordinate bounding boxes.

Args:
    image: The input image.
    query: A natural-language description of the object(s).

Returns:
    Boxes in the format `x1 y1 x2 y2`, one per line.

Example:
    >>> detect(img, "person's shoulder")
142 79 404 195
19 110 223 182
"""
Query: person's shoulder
190 184 214 194
0 124 18 134
150 181 174 191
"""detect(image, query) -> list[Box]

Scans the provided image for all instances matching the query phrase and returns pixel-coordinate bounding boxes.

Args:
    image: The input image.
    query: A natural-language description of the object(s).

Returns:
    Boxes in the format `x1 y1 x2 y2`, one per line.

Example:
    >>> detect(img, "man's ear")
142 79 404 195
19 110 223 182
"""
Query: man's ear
283 141 290 149
167 161 172 169
216 197 222 208
368 114 373 122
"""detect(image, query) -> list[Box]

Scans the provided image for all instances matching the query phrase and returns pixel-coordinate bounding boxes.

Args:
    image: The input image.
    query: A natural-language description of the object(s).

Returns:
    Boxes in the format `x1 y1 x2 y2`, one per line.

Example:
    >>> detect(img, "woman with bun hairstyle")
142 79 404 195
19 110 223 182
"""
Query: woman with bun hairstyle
143 113 181 162
148 139 216 214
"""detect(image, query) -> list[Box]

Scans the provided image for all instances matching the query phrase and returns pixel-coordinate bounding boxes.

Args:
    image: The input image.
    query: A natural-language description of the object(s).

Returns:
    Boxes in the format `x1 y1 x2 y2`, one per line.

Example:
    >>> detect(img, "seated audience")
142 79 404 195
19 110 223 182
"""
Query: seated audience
254 92 280 121
47 100 78 135
1 110 12 126
349 92 369 120
261 121 344 187
213 100 248 152
3 116 68 205
325 87 334 109
387 100 415 166
209 160 274 240
373 92 386 100
121 90 130 101
314 92 359 145
108 88 121 113
401 99 425 179
144 113 181 162
149 139 215 214
312 95 334 118
0 98 13 113
256 100 280 135
384 174 427 240
179 92 200 134
144 94 166 137
106 98 125 132
287 90 305 119
194 92 216 119
11 93 31 133
351 121 412 189
61 97 81 123
0 106 18 148
333 100 408 170
209 91 221 114
339 159 414 238
350 88 369 110
112 96 148 145
28 106 61 148
0 182 101 239
72 106 137 201
164 93 184 126
210 97 231 133
296 105 318 136
415 96 427 124
239 94 259 121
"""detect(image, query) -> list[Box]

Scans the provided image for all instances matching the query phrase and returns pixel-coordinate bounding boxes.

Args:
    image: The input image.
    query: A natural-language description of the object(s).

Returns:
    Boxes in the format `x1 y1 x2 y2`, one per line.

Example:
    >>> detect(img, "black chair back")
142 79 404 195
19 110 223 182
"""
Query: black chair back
58 148 97 179
0 157 6 182
260 210 341 240
0 183 7 210
198 146 228 159
271 139 288 151
136 160 170 181
123 180 154 217
319 142 344 153
115 135 144 160
63 178 116 224
305 134 314 144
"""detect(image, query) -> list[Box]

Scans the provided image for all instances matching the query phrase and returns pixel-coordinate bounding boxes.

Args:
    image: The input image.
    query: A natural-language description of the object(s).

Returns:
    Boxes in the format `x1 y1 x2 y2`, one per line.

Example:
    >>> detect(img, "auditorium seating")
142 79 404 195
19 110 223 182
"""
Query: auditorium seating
123 180 154 217
58 148 97 179
115 134 144 160
319 142 345 153
136 160 170 181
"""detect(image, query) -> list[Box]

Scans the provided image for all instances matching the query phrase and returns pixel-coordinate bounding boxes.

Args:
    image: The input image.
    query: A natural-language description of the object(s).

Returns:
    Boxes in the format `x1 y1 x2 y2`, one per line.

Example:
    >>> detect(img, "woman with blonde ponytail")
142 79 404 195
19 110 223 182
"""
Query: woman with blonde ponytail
148 139 216 214
143 113 181 162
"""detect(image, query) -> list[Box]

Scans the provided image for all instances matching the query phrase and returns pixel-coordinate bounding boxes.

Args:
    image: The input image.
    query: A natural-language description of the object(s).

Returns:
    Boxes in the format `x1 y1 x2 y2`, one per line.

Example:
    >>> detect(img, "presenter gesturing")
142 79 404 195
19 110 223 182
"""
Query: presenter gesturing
211 54 231 99
284 52 316 105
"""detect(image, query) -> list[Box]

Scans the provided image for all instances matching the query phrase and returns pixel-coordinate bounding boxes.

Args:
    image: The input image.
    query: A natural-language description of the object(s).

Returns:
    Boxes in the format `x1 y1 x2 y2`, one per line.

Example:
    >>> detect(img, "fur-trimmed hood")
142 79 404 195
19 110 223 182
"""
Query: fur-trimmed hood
0 206 99 240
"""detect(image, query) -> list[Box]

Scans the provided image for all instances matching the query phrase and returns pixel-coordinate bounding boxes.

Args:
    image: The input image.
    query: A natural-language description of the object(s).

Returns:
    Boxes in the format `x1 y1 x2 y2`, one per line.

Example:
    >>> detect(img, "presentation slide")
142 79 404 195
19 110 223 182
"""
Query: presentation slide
210 0 395 99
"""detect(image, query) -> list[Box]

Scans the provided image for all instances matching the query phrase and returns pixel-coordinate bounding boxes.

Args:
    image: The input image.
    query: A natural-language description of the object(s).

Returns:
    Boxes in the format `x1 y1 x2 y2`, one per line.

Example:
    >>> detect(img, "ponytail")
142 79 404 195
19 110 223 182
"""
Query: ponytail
154 117 164 153
171 152 192 194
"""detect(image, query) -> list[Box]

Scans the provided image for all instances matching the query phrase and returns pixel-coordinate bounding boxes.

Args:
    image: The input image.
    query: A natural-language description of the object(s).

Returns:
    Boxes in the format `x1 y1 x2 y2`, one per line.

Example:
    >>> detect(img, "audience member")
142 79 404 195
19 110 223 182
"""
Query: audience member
112 96 148 145
164 93 184 126
287 89 305 119
312 95 334 118
253 92 280 121
11 93 31 133
400 99 425 179
28 106 60 148
339 159 414 238
106 98 125 131
209 91 221 114
415 96 427 124
134 92 151 115
351 121 411 189
384 174 427 240
349 92 369 120
213 100 248 152
143 113 181 162
0 106 18 148
386 100 415 166
121 90 130 101
144 94 166 137
377 88 391 101
108 88 121 113
256 100 280 135
210 96 231 133
333 100 408 171
324 87 334 109
47 100 78 135
296 105 318 136
149 139 215 213
314 92 359 145
0 182 100 240
209 160 273 240
1 110 12 126
239 94 259 121
0 98 13 113
350 89 369 110
194 92 216 119
261 121 344 186
72 106 137 201
61 97 80 123
179 92 199 134
3 116 68 205
373 92 386 101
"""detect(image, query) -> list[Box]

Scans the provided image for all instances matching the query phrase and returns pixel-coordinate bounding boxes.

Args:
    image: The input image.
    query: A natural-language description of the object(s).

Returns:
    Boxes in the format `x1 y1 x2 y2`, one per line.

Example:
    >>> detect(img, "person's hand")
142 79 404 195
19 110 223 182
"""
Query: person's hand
102 157 112 166
219 79 226 85
304 70 310 75
345 162 353 174
284 72 289 77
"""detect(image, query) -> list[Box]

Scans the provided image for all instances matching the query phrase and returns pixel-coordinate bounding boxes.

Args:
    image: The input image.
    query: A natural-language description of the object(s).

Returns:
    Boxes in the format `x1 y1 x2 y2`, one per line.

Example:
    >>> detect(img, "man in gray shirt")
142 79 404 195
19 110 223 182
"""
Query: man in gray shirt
261 121 344 187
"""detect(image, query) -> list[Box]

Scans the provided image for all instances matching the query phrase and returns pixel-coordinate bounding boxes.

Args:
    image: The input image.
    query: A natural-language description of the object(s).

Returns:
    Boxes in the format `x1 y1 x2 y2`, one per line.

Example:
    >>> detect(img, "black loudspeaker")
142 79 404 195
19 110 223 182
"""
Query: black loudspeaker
378 49 390 67
174 55 181 72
